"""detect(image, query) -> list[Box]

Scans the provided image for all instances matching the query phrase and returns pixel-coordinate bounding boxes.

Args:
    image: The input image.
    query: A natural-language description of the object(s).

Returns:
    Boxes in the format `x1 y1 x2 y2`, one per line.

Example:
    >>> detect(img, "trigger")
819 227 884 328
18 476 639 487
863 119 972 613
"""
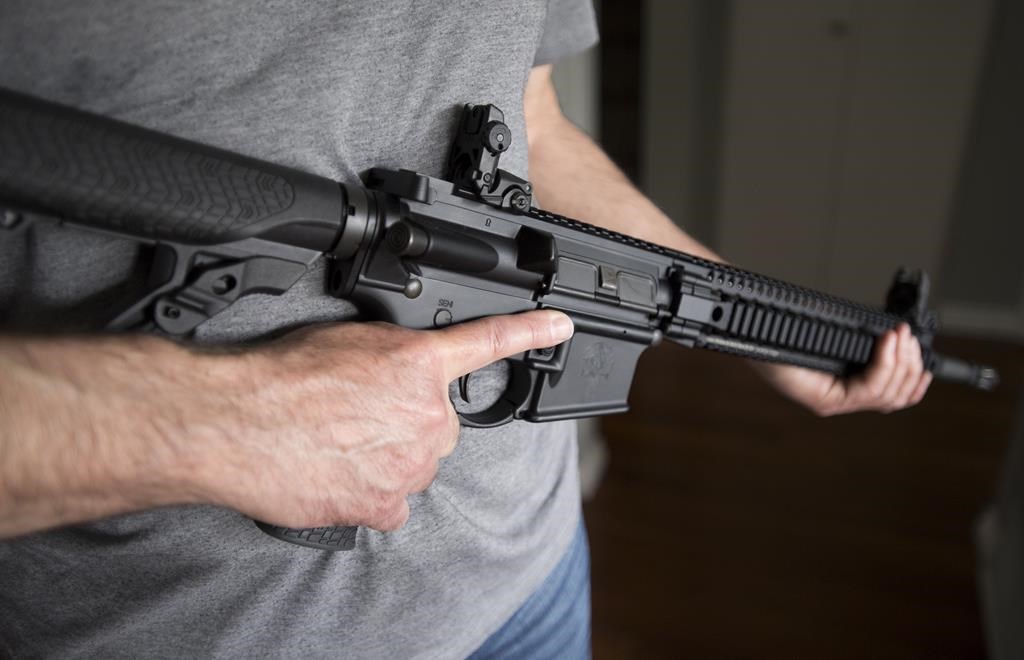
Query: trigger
457 373 472 404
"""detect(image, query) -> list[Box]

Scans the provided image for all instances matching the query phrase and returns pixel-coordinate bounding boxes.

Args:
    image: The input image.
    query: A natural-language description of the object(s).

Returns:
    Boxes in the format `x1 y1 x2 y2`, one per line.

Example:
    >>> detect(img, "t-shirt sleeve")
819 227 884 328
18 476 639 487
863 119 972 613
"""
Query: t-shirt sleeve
533 0 599 66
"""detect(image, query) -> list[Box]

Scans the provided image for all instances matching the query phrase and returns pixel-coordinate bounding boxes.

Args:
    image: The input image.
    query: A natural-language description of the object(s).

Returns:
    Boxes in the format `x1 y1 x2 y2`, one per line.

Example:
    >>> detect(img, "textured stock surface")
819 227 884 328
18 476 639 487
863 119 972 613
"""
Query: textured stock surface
0 90 322 244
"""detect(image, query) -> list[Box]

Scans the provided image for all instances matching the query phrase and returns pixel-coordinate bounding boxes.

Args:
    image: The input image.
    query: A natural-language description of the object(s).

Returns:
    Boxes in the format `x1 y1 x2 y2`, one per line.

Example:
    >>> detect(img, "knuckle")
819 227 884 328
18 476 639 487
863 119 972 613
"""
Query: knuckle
390 447 420 481
366 491 404 527
436 417 460 458
526 317 545 348
849 393 873 411
877 388 897 407
407 456 440 491
486 321 508 357
416 335 450 378
866 382 885 400
387 502 411 530
813 405 835 418
407 329 437 355
387 446 425 484
414 443 439 477
415 461 441 490
445 411 461 449
883 397 905 413
422 393 455 435
887 371 907 392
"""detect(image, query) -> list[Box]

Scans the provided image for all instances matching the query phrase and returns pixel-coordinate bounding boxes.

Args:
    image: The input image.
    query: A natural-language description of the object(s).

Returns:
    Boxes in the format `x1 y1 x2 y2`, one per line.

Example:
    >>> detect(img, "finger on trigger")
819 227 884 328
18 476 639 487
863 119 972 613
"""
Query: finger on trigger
436 310 574 381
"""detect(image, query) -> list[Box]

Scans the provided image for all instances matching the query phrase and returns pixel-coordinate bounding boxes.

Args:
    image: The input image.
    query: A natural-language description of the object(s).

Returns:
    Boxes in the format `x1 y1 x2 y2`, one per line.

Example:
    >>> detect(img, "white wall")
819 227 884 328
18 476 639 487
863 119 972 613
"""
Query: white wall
643 0 1019 339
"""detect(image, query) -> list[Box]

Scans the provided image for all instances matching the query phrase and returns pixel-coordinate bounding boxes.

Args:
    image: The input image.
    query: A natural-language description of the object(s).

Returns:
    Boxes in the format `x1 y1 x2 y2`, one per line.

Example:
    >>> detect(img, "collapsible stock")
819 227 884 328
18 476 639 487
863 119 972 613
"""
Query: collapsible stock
0 88 345 251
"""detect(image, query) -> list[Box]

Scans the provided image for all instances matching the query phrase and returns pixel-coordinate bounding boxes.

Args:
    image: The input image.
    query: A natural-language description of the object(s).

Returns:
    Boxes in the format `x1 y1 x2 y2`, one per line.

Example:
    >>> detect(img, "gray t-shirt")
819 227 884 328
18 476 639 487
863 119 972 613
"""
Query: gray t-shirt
0 2 598 657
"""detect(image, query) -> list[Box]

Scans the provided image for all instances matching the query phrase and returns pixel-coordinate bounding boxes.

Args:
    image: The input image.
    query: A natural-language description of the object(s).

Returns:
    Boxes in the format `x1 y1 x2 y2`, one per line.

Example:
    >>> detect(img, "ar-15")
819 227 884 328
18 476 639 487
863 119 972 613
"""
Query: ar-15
0 89 999 551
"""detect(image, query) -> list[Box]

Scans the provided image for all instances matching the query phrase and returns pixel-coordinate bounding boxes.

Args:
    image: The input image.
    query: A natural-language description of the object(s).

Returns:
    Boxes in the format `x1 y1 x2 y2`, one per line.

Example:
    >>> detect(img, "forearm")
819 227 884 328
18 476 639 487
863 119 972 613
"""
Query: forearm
0 335 208 537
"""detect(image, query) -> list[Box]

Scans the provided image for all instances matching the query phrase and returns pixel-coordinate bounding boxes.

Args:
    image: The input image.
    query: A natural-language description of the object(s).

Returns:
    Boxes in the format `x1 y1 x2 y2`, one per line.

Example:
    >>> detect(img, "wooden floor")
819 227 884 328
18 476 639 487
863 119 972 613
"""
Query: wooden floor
584 335 1024 659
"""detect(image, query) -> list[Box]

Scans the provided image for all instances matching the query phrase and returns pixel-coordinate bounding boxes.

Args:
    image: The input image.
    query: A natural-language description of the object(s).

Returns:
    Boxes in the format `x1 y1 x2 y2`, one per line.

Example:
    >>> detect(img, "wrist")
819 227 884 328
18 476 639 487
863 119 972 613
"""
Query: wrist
131 342 252 511
157 345 260 511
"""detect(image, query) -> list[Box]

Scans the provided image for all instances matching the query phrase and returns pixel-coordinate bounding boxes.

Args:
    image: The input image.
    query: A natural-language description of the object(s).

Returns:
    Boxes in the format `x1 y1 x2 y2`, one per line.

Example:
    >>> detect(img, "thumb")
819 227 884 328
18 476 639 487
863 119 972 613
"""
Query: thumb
435 310 574 380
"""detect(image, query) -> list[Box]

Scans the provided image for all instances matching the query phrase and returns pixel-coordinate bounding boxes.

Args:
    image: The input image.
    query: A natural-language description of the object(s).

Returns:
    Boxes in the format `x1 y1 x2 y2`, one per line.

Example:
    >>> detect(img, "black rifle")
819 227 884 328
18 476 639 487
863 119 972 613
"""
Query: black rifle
0 90 999 551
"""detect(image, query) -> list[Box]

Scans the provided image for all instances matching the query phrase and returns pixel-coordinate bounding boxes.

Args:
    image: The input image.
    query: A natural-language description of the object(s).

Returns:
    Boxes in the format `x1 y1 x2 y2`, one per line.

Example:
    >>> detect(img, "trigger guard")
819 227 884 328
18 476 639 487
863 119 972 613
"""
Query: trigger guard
457 361 535 428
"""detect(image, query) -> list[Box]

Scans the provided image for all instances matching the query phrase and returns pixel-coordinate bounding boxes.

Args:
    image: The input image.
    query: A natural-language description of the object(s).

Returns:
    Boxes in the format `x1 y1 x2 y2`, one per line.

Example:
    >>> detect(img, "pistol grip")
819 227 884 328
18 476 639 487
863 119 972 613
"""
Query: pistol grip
254 521 358 551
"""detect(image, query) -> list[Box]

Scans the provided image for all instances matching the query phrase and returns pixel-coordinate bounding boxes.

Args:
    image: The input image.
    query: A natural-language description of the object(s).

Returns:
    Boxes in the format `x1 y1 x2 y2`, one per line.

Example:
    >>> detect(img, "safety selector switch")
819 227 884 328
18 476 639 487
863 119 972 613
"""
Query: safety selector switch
433 309 453 327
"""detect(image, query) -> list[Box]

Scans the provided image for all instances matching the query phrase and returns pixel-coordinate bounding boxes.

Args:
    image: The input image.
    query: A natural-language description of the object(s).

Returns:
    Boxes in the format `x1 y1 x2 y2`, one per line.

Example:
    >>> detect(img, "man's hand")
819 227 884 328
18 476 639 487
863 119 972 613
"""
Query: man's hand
208 310 574 531
0 310 574 538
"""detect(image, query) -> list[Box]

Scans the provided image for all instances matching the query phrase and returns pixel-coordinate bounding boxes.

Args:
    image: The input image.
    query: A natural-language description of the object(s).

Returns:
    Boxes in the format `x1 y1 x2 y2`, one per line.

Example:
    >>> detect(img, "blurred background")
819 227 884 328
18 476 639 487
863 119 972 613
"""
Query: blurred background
551 1 1024 657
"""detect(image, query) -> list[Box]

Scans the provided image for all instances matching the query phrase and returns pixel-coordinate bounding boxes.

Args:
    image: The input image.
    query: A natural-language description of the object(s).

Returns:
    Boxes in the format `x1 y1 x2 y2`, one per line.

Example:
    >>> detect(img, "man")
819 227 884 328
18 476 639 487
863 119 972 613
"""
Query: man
0 1 930 657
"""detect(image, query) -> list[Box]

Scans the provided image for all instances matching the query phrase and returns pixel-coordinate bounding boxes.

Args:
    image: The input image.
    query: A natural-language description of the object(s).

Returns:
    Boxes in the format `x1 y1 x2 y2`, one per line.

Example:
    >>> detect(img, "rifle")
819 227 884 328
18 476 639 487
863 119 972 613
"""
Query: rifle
0 89 999 550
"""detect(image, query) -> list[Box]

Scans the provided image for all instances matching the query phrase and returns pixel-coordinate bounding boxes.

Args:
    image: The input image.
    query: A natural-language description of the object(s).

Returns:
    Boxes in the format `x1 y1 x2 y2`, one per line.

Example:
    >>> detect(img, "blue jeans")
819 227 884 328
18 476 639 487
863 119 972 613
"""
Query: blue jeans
468 518 591 659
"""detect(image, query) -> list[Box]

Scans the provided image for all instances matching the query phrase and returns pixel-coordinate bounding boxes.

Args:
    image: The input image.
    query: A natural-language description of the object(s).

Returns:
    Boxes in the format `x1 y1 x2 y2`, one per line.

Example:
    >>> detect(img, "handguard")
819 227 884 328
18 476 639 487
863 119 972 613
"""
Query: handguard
0 90 1000 552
